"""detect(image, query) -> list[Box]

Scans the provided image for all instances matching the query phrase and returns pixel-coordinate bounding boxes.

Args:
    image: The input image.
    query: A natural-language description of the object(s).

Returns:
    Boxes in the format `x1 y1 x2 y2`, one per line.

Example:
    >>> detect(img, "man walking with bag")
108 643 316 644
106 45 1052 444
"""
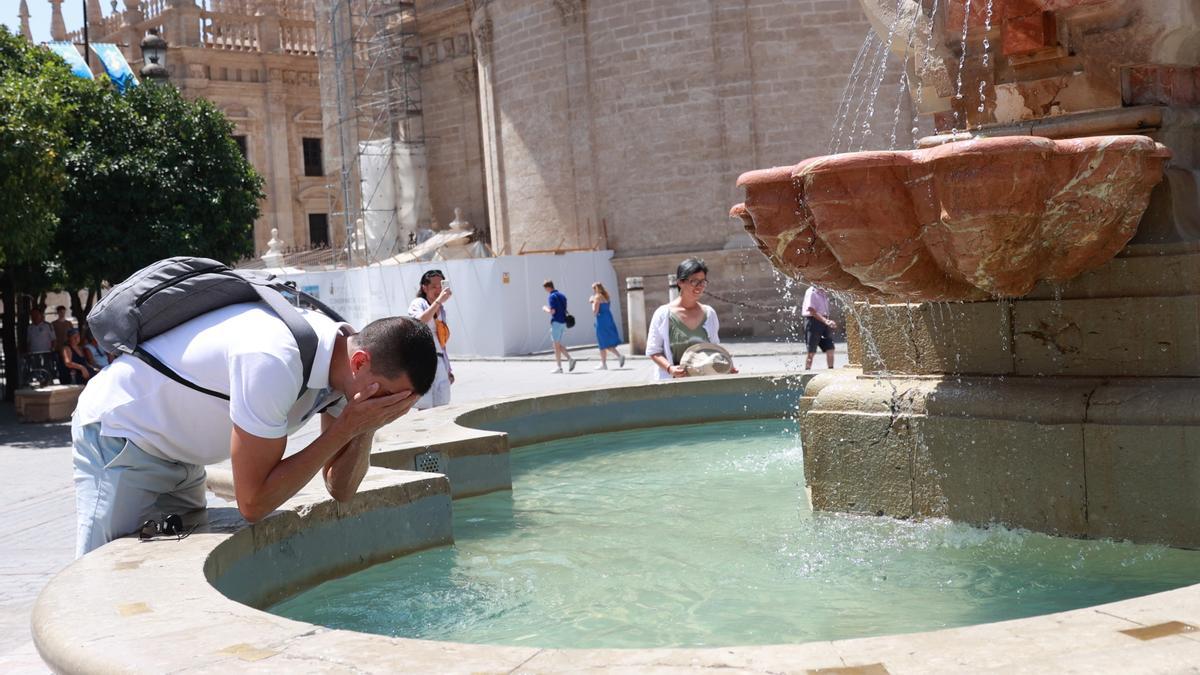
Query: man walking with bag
541 279 577 373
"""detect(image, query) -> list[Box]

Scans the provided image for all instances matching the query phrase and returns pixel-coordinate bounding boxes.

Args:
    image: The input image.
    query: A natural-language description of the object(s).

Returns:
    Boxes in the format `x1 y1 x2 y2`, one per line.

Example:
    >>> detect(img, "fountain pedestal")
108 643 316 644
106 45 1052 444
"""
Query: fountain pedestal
794 229 1200 548
802 368 1200 545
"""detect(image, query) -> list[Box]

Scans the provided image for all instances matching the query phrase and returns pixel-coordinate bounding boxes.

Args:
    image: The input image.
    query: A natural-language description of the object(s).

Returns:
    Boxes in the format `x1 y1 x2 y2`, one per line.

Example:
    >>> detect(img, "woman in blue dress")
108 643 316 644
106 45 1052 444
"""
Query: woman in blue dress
589 282 626 369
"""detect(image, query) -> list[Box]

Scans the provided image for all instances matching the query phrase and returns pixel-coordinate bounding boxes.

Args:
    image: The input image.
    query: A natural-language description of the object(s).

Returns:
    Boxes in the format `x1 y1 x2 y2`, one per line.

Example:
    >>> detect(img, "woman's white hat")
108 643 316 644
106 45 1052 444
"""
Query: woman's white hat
679 342 733 377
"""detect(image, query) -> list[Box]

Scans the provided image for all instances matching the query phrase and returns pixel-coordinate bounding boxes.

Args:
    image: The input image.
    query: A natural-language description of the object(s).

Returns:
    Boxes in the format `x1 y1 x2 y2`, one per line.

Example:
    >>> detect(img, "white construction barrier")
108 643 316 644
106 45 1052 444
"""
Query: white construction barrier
274 250 623 357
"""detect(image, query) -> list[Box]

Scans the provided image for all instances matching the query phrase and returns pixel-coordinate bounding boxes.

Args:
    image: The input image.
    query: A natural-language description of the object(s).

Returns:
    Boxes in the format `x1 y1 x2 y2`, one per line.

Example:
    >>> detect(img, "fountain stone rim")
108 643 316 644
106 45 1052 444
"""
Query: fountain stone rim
30 372 1200 673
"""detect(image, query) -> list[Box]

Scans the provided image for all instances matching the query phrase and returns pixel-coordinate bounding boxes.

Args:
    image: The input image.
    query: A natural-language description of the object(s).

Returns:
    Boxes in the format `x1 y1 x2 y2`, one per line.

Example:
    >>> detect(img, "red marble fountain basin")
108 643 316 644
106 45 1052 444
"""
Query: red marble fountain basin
731 135 1170 302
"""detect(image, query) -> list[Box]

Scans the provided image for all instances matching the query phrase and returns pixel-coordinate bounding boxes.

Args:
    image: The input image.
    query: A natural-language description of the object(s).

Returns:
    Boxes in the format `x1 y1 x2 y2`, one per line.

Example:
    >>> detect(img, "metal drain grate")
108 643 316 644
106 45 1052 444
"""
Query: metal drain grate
414 451 444 473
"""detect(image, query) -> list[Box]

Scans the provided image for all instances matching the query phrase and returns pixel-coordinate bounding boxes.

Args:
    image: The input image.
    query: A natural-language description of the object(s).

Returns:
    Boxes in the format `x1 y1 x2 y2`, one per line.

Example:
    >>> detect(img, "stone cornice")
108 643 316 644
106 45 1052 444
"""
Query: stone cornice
168 46 319 73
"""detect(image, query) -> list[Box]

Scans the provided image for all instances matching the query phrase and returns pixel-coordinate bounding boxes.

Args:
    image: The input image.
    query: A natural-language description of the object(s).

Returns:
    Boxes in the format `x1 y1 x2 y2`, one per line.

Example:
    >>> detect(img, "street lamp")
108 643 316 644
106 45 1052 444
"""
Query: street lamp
139 28 168 82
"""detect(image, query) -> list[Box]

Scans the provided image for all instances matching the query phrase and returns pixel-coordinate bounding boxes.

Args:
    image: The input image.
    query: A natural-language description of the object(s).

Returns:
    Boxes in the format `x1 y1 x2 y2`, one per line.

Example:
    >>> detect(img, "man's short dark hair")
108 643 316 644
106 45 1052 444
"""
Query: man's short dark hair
354 316 438 395
543 280 555 290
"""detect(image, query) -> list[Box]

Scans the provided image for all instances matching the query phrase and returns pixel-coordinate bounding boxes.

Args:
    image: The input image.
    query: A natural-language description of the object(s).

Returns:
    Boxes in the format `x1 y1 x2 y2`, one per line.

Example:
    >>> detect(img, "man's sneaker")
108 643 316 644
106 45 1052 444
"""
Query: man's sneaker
551 366 563 374
568 358 577 372
618 353 626 368
595 363 607 370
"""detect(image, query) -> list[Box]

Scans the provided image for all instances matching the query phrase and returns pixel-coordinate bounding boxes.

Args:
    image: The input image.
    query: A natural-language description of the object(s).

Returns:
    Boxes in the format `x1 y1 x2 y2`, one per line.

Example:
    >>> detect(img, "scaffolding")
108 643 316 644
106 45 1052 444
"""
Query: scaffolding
320 0 427 266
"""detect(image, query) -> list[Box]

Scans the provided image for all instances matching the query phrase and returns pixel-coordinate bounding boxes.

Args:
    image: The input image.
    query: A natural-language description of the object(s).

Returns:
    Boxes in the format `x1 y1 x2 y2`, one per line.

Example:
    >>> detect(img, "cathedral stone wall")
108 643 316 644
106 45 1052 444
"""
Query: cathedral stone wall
476 2 585 255
472 0 883 335
420 2 489 233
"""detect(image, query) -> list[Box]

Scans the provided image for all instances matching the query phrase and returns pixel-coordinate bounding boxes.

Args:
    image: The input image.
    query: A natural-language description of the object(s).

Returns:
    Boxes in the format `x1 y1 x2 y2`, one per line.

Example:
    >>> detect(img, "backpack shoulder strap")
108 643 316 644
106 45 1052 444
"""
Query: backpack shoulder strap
133 278 321 401
245 279 318 399
132 347 231 400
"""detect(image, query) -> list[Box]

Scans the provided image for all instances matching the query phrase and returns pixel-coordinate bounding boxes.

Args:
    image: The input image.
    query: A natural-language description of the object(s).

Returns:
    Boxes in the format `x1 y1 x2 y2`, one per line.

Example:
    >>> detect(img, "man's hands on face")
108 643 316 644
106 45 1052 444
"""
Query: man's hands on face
338 382 421 437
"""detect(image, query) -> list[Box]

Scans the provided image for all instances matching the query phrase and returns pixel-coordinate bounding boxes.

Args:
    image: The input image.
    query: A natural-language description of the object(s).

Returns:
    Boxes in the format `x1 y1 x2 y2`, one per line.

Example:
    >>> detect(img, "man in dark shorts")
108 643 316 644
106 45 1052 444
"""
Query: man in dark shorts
802 286 837 369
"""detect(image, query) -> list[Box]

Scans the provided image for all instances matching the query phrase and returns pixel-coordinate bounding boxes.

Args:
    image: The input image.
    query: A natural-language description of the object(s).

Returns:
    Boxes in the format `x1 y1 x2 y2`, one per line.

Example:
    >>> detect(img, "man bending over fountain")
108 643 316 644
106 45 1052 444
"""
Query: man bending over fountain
71 310 437 557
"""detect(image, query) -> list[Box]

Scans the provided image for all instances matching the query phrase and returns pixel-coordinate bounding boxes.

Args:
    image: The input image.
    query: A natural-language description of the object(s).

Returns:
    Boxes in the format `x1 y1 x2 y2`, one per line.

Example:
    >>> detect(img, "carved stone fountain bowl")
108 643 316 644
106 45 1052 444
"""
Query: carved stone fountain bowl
732 135 1171 302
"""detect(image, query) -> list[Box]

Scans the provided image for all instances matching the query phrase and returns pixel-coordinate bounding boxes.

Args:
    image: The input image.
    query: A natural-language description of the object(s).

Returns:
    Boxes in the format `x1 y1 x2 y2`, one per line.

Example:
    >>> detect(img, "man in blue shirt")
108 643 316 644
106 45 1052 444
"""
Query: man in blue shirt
541 280 577 373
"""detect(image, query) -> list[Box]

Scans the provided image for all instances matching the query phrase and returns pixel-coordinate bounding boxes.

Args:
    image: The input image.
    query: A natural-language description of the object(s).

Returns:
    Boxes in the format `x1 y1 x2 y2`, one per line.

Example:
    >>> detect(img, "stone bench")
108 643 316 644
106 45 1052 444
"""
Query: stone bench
15 385 84 423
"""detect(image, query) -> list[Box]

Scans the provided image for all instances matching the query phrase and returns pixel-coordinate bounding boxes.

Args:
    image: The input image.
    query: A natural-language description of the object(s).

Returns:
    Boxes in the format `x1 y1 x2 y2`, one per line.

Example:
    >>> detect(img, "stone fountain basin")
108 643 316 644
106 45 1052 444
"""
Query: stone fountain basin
32 374 1200 673
732 135 1170 302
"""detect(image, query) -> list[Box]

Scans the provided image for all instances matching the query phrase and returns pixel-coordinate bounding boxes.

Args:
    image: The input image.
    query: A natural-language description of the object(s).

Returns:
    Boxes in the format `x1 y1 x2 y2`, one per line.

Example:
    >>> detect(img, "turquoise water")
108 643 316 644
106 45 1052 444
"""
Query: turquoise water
271 420 1200 648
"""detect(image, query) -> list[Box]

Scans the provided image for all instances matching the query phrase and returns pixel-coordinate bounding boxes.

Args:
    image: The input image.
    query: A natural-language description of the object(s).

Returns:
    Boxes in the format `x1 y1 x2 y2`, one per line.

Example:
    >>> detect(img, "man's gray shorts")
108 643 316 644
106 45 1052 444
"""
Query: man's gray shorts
73 421 207 557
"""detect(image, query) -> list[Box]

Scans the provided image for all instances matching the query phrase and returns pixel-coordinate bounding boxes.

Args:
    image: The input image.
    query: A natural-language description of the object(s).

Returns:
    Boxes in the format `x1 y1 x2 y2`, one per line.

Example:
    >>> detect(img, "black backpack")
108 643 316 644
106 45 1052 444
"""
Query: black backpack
87 256 345 401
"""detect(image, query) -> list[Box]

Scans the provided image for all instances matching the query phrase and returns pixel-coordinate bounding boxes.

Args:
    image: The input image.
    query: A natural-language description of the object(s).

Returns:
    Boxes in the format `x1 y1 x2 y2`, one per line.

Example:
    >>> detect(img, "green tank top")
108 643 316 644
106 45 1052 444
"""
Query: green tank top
668 312 710 365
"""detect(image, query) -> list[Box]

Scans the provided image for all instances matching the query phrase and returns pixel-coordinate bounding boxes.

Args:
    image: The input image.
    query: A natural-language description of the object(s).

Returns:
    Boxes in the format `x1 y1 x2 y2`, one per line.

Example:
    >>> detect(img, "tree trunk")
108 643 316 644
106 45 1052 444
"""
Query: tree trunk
15 293 30 355
69 289 87 334
1 271 18 403
84 285 98 315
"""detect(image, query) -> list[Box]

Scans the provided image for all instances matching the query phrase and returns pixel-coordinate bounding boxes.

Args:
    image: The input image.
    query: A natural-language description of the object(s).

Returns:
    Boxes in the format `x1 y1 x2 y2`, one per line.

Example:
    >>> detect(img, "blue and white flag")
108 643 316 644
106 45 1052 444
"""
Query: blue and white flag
46 42 93 80
90 43 138 93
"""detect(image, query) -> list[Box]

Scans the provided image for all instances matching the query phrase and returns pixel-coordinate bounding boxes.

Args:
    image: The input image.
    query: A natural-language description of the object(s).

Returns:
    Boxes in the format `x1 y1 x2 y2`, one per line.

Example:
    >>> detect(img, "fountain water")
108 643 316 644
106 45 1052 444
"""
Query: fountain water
272 420 1200 648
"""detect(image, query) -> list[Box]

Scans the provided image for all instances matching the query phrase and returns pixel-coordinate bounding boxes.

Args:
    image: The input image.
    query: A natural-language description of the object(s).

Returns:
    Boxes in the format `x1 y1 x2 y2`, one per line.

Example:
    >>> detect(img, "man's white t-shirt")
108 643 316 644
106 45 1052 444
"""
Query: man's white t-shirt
73 302 348 466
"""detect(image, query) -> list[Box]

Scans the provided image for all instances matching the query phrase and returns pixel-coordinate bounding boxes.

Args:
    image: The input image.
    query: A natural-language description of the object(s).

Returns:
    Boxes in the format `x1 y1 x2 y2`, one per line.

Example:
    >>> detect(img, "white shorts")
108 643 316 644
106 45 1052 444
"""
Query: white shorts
415 354 451 410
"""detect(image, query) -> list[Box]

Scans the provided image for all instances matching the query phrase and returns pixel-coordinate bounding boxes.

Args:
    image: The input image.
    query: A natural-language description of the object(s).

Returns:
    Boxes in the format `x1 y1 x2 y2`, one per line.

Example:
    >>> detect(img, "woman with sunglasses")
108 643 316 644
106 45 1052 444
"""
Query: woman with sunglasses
408 269 455 408
646 258 737 379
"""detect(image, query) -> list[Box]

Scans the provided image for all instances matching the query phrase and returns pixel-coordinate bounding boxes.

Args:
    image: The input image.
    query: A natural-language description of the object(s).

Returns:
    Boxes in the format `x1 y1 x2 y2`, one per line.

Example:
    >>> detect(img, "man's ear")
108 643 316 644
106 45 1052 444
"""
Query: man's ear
350 349 371 374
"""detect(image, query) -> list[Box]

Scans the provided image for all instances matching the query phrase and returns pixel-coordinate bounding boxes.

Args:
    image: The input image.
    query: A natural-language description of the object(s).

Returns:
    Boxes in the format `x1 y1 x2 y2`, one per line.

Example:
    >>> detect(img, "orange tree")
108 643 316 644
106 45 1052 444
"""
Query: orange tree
0 26 75 396
56 80 264 317
0 27 263 399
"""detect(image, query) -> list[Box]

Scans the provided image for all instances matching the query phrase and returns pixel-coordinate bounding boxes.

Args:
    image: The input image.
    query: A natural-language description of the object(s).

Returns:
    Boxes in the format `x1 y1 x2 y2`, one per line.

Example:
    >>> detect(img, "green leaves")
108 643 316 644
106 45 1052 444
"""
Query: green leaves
0 25 265 296
0 26 75 268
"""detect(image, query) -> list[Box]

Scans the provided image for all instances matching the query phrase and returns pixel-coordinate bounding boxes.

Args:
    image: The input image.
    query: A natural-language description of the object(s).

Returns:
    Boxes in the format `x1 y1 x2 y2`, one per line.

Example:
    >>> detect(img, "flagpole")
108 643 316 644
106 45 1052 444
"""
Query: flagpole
81 0 90 68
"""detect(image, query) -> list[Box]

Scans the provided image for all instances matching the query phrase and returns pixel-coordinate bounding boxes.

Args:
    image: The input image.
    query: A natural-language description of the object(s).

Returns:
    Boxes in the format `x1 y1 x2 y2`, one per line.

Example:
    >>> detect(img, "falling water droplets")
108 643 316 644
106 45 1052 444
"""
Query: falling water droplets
857 0 904 151
996 297 1011 352
952 0 974 132
889 5 922 149
910 0 940 147
829 32 879 154
978 0 994 114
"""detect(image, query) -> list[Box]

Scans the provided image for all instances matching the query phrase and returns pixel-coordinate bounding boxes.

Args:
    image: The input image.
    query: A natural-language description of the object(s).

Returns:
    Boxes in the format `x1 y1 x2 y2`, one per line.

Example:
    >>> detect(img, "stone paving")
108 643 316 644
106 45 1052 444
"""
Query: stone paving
0 340 841 673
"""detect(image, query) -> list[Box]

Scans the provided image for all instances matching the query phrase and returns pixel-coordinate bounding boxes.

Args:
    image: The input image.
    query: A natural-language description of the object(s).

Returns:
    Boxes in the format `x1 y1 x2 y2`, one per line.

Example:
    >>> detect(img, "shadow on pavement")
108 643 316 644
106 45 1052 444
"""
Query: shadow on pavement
0 403 72 450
